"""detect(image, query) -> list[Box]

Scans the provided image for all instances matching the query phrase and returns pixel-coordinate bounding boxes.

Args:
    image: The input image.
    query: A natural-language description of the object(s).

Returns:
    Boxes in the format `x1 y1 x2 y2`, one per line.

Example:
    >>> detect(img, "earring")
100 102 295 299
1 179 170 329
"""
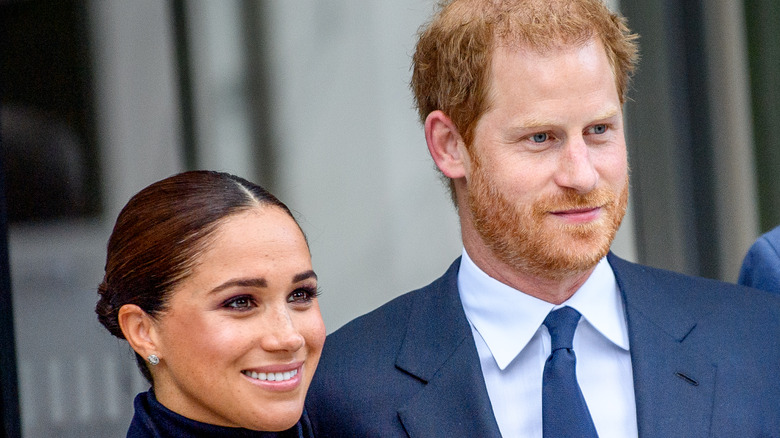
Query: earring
147 354 160 365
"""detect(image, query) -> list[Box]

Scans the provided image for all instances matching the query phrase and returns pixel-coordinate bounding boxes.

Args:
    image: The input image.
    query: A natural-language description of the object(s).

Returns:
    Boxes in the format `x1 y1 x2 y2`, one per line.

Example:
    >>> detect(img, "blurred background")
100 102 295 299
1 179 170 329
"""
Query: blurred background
1 0 778 436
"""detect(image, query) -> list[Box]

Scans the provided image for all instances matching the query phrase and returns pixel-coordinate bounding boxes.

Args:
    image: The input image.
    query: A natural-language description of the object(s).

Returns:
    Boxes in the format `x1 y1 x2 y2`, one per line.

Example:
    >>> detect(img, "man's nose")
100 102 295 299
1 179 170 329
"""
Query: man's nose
553 136 598 193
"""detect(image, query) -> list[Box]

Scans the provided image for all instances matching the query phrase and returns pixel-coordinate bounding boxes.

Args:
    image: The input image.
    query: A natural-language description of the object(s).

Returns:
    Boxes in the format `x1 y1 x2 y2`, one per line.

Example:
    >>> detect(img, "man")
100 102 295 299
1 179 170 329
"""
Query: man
306 0 780 436
739 225 780 294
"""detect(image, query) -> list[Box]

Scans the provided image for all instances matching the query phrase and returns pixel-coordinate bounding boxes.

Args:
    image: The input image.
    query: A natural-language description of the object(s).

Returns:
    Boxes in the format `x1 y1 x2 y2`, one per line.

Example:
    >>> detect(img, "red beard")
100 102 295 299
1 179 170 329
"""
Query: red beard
468 158 628 281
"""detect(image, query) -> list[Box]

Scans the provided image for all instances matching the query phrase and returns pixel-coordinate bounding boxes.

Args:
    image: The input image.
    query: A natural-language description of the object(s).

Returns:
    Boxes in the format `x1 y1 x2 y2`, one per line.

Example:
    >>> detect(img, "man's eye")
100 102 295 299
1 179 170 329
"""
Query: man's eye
590 124 607 134
531 133 548 143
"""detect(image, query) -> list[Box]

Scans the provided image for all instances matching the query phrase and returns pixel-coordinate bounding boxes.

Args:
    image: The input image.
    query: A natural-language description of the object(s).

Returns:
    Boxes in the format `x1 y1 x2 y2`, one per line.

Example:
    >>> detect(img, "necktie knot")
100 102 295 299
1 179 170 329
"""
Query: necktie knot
543 306 581 352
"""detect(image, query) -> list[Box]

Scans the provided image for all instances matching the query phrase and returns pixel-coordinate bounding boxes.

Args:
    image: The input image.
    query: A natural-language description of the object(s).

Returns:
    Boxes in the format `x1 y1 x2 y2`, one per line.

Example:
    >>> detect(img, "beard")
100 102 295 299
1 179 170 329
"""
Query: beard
467 159 628 281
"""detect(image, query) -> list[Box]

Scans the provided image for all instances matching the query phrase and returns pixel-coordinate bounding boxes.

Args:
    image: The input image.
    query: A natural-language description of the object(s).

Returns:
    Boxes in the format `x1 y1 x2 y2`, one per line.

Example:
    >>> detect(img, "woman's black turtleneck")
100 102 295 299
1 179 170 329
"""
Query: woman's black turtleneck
126 390 313 438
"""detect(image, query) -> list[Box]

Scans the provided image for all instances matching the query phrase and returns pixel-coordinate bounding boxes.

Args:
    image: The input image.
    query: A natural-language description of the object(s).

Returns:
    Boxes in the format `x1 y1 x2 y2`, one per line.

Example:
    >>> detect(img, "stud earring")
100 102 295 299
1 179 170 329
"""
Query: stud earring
147 354 160 365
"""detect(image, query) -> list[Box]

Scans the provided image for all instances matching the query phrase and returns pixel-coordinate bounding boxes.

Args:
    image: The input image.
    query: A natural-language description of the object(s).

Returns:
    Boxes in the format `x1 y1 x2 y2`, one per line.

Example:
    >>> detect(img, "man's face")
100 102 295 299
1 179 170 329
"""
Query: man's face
464 38 628 280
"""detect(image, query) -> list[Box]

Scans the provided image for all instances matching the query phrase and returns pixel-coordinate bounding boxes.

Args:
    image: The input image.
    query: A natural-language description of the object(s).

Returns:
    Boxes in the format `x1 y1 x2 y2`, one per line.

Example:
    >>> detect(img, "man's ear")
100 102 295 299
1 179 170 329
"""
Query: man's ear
424 110 470 179
118 304 160 360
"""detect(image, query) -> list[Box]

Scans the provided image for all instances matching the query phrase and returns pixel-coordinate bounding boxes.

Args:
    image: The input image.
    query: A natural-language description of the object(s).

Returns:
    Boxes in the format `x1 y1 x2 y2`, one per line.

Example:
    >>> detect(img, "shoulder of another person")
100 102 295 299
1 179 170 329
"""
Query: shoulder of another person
761 225 780 244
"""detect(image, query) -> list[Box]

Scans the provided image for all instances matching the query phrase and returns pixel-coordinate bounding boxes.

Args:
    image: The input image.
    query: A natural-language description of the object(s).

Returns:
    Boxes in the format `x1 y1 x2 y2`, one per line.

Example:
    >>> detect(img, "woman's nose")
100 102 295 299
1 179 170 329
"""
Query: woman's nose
260 307 305 352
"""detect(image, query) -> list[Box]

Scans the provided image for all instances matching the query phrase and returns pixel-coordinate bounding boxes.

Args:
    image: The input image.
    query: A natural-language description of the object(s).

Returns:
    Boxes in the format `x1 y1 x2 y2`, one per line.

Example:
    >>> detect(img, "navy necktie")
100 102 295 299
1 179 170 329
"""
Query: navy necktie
542 306 599 437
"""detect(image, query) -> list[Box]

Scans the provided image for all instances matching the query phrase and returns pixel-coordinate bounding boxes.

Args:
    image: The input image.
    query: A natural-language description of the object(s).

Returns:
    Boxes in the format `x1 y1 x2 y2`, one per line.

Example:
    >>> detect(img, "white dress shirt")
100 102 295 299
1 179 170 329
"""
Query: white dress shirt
458 249 637 438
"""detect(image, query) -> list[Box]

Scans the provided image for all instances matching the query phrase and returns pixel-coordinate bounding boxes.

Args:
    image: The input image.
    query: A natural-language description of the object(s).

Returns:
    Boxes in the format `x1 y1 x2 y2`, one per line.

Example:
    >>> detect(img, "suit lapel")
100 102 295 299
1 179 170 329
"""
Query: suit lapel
609 254 715 438
395 258 502 437
393 254 718 437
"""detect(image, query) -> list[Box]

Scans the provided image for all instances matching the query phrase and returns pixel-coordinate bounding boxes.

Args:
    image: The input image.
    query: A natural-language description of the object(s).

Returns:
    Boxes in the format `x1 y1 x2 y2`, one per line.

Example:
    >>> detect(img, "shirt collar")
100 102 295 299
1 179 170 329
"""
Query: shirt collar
458 249 629 370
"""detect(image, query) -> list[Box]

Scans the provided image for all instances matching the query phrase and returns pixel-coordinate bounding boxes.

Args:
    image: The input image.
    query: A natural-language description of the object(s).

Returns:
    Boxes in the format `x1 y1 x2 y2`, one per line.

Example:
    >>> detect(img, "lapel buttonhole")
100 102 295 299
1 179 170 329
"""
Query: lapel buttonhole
674 371 699 386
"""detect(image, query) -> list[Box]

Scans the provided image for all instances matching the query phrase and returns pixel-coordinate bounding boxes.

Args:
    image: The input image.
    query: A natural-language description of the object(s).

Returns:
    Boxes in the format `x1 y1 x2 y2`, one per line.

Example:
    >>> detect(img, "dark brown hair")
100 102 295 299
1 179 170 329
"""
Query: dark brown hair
96 170 302 383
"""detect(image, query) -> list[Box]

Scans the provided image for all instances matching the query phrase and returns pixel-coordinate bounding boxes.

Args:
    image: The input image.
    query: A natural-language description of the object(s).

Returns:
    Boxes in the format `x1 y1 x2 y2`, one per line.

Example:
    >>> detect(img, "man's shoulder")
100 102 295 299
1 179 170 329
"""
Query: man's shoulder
322 287 418 355
306 258 468 437
609 252 776 292
608 253 780 321
326 257 462 348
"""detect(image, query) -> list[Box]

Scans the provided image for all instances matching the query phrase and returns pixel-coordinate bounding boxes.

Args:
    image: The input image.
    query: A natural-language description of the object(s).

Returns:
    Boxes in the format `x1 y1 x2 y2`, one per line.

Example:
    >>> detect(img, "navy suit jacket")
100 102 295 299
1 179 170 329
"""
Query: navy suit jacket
306 254 780 437
739 226 780 294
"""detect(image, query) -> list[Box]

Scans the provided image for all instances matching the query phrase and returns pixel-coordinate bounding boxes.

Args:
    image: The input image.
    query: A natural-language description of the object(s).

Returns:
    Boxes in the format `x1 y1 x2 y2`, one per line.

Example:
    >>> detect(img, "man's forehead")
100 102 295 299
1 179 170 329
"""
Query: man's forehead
493 33 601 57
479 38 621 123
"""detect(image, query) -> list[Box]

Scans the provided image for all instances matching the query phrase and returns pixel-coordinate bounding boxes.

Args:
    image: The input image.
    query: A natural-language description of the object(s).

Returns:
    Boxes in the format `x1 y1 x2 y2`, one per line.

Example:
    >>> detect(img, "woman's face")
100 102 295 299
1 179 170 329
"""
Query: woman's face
150 207 325 431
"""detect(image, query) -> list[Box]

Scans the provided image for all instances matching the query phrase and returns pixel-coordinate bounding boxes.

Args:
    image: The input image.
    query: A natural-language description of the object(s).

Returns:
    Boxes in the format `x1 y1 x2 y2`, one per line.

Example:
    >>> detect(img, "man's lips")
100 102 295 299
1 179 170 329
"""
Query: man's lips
550 206 602 223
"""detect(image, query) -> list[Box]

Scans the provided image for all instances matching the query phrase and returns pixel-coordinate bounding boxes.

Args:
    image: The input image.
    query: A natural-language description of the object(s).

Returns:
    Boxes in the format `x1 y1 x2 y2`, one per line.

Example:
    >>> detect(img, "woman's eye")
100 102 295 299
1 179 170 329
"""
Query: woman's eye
224 296 254 310
531 132 548 143
288 288 319 304
589 124 607 134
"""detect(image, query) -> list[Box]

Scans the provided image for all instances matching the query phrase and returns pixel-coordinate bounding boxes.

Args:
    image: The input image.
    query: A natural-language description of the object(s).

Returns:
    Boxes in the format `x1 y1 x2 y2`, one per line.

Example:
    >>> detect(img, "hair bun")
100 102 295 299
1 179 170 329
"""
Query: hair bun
95 281 125 339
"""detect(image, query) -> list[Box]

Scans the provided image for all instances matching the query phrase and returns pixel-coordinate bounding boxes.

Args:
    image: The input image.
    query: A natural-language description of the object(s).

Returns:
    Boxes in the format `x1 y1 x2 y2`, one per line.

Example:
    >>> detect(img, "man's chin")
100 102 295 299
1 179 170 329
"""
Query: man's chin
516 256 603 282
515 231 613 281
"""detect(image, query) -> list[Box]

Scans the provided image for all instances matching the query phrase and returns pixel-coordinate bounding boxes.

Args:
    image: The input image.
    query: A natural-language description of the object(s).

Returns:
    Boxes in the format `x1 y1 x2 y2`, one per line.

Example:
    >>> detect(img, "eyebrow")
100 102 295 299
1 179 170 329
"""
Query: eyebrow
293 270 318 283
516 108 621 130
591 107 620 121
208 270 318 294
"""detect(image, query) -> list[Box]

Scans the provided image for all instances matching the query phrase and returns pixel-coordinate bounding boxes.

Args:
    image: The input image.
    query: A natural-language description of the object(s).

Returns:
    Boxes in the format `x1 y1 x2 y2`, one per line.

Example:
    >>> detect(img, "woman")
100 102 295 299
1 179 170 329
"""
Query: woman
95 170 325 437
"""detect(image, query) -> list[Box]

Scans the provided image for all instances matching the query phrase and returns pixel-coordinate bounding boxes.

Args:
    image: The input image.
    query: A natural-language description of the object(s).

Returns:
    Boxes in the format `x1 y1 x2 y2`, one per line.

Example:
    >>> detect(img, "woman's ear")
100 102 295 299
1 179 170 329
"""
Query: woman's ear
118 304 160 360
424 110 470 179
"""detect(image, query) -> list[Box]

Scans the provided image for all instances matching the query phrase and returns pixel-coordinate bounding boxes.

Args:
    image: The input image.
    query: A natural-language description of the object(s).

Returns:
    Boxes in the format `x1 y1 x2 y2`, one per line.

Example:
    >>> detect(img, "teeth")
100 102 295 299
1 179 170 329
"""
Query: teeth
243 369 298 382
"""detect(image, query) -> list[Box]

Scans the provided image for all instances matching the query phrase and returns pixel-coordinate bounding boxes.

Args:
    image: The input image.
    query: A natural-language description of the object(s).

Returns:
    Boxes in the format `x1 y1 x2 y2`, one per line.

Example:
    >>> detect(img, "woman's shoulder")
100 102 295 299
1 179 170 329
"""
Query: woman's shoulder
126 391 159 438
126 390 313 438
